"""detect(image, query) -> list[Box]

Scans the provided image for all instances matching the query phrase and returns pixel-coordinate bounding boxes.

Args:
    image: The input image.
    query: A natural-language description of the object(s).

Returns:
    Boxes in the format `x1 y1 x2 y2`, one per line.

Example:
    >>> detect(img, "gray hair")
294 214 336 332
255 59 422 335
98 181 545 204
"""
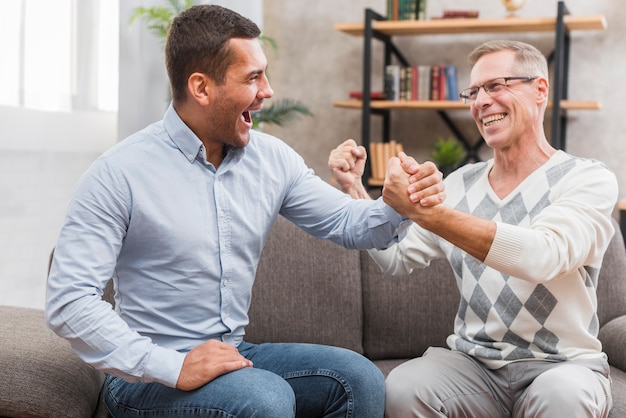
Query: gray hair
468 40 549 79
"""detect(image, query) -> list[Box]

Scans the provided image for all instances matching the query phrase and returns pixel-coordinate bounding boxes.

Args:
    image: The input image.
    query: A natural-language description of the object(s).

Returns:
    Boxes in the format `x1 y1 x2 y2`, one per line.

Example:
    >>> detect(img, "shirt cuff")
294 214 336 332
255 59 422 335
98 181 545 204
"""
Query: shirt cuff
484 222 525 273
143 345 187 388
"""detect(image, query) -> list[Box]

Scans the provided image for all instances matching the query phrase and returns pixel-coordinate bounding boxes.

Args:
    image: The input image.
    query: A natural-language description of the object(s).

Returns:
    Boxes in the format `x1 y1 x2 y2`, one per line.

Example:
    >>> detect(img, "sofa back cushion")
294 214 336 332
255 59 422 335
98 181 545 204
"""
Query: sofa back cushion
361 253 459 360
597 218 626 326
246 215 365 354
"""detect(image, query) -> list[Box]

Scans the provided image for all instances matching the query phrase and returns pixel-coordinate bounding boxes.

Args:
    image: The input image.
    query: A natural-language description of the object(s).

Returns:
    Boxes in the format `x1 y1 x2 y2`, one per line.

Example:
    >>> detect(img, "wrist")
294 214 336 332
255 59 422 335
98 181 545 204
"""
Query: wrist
348 181 371 200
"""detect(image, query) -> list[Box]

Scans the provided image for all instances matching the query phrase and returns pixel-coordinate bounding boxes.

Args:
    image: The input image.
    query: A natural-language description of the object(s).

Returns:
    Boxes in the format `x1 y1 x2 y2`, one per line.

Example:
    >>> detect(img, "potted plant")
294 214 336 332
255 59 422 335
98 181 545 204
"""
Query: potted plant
130 0 312 130
430 136 465 176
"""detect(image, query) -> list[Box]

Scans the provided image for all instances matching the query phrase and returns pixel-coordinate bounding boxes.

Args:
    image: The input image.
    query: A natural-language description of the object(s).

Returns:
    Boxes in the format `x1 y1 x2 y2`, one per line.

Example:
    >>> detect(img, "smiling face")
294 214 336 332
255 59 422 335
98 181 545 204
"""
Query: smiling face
205 37 273 149
469 50 543 150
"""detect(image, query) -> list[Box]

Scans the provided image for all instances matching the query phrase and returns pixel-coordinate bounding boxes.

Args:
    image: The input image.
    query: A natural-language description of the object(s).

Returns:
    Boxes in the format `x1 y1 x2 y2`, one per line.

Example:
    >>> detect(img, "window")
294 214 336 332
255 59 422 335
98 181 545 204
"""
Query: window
0 0 119 112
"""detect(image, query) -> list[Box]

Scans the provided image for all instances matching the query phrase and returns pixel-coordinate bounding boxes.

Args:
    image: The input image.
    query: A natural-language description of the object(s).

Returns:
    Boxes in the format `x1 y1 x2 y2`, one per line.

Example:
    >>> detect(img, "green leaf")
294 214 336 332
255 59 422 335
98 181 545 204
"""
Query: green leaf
430 137 465 167
252 99 313 129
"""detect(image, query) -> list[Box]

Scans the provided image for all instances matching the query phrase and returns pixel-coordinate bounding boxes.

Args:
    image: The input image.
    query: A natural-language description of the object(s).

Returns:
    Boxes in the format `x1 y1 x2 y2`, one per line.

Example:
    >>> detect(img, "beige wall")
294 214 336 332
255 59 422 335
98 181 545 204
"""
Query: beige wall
263 0 626 201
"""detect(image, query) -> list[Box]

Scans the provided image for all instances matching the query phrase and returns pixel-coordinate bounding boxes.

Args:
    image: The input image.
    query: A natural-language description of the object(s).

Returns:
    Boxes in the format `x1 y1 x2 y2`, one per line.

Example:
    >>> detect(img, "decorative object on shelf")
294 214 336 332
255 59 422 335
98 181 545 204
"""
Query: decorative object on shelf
502 0 526 18
430 137 465 176
129 0 312 130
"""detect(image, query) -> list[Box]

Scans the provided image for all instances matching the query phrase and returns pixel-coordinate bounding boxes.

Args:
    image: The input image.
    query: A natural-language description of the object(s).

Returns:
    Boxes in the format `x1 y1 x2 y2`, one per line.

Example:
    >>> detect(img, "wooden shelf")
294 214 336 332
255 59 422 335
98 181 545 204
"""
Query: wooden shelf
334 15 607 37
333 100 601 111
335 3 607 185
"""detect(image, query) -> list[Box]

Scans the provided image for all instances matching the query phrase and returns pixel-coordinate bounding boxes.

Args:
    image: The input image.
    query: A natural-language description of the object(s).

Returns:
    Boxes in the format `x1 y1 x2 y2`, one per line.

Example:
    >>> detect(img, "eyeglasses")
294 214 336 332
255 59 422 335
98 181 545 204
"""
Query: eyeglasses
459 76 538 103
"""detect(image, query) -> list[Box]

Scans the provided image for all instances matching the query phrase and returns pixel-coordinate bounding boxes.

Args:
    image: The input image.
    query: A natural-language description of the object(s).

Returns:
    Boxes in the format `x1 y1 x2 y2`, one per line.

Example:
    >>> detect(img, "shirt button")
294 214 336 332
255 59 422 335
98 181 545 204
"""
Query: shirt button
223 280 228 287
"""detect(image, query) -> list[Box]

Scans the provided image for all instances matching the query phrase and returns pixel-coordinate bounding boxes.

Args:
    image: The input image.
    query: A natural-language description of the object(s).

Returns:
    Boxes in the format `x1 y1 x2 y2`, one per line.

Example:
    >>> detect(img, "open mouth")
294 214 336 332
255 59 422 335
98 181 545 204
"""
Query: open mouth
242 111 252 123
482 113 507 127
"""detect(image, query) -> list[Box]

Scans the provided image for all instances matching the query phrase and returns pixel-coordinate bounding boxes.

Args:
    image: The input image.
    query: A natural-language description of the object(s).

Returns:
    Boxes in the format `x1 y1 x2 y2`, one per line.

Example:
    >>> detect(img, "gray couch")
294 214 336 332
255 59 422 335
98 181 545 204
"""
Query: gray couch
2 215 625 417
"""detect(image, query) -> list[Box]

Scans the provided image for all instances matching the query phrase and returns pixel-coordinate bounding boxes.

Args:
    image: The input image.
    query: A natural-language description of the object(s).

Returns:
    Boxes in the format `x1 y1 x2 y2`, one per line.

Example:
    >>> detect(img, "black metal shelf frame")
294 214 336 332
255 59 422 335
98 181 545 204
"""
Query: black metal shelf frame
359 1 572 184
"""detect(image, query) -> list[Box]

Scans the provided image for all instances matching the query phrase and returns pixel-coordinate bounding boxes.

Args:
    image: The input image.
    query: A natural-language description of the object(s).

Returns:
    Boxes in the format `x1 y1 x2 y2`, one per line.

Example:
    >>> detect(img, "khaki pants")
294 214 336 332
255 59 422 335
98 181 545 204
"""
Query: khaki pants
385 347 612 418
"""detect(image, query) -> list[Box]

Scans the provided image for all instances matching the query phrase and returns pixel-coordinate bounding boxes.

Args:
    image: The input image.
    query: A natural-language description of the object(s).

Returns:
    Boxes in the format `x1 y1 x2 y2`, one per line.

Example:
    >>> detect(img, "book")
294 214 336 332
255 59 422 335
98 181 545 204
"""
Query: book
430 65 440 100
387 0 420 20
417 0 426 20
418 65 431 101
384 65 401 101
411 66 418 101
369 141 405 182
438 65 447 100
432 10 480 19
380 64 456 102
445 65 458 101
348 91 386 100
442 10 479 18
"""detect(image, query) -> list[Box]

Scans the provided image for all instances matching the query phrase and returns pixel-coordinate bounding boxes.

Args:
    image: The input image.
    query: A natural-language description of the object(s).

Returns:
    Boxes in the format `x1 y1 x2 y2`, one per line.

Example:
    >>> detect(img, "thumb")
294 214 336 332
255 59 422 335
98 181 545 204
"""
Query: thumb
399 152 419 175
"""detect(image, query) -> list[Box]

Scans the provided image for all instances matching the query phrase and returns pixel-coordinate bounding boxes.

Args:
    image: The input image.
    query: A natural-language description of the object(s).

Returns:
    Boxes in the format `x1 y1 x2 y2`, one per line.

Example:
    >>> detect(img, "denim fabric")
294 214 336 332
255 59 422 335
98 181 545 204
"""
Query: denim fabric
104 341 385 417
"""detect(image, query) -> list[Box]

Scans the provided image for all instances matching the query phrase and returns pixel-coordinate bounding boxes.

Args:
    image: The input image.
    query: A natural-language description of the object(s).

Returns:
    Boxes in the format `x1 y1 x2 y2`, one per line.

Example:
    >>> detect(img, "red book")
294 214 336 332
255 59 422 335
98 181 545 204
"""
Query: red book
438 65 447 100
349 91 386 100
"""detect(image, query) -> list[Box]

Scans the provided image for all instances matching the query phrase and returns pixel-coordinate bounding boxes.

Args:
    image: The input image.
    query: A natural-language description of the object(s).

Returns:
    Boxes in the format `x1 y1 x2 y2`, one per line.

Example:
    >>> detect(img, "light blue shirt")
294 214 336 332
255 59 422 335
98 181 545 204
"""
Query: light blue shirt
46 104 404 388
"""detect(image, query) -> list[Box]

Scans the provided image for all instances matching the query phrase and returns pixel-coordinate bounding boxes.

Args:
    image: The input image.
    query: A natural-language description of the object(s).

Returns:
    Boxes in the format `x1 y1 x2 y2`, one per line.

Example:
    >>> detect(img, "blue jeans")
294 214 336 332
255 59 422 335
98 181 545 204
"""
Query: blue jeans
104 341 385 417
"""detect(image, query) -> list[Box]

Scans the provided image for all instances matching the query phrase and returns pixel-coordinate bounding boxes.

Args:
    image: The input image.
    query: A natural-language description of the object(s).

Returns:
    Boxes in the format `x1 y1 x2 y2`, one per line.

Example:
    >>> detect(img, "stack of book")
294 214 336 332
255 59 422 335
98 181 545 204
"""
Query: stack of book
384 64 458 101
387 0 426 21
432 10 480 19
369 140 404 183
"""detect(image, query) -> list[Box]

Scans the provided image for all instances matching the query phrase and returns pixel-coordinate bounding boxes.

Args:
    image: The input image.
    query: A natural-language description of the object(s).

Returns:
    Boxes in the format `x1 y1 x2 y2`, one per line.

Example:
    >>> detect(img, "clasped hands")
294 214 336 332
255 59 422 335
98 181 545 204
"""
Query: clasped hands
329 139 446 221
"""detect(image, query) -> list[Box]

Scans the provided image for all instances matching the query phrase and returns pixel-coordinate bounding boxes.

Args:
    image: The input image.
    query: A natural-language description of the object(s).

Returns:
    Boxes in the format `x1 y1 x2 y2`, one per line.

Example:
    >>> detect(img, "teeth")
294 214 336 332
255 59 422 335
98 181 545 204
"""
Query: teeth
483 113 506 126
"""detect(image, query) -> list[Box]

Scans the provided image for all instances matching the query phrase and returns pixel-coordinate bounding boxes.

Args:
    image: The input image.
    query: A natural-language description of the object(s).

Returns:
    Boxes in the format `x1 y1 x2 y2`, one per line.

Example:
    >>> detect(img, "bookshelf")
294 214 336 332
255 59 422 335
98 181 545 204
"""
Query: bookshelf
333 2 607 186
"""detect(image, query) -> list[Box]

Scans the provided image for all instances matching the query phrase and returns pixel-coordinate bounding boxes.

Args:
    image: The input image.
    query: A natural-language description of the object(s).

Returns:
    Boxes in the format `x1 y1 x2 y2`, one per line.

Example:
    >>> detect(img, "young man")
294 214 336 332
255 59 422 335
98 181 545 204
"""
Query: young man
46 5 444 417
330 40 616 417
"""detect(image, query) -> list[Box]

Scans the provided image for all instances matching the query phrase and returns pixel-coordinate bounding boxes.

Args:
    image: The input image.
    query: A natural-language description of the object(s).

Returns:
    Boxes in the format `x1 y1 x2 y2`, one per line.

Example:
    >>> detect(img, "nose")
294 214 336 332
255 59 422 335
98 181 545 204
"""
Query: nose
472 86 491 107
259 74 274 99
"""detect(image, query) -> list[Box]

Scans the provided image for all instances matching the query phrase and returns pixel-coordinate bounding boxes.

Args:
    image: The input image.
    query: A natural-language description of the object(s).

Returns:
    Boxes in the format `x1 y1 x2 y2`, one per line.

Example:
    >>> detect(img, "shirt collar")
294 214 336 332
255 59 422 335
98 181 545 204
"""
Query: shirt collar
162 102 247 169
163 103 204 164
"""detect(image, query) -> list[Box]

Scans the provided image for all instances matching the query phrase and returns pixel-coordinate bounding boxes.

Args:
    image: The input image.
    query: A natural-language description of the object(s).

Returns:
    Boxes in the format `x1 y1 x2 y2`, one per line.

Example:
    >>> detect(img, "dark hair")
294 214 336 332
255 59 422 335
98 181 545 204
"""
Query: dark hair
165 5 261 102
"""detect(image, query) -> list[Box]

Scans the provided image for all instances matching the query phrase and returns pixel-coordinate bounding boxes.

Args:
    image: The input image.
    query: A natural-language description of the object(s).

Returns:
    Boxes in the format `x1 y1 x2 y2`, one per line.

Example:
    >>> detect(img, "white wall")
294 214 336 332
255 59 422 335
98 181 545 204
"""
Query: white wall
0 106 116 153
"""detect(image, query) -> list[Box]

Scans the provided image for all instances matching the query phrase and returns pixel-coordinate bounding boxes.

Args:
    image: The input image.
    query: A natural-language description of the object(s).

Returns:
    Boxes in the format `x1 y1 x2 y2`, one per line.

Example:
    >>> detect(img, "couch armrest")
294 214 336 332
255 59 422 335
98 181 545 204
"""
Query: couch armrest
0 306 104 418
598 315 626 371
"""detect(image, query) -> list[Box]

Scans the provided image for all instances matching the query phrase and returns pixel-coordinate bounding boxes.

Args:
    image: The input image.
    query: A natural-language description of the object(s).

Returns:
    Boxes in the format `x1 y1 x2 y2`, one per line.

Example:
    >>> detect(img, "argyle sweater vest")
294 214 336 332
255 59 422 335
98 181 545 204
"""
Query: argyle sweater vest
372 150 617 369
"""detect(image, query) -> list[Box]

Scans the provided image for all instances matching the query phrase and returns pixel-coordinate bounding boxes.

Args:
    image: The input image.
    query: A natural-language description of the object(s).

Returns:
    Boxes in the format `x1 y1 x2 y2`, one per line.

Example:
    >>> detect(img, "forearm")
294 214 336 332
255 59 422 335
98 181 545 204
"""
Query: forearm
342 180 371 200
415 205 495 261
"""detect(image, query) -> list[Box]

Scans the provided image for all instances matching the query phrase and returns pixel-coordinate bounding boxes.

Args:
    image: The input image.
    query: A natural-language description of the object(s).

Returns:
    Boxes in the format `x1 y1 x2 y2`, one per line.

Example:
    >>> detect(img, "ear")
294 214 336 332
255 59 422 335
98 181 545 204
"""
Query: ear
187 72 214 106
535 76 550 104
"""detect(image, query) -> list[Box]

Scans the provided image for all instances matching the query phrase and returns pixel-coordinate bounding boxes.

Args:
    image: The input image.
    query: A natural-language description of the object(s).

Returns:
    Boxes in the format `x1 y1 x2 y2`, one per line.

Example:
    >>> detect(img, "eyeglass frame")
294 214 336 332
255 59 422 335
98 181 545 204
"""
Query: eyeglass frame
459 76 538 104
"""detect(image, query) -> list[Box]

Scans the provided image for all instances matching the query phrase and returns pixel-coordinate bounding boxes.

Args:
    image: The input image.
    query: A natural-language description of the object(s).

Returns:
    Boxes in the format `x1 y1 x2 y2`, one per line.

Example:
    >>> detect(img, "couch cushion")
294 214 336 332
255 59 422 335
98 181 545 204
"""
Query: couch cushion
597 219 626 327
246 215 364 353
0 305 103 418
608 366 626 418
361 254 459 360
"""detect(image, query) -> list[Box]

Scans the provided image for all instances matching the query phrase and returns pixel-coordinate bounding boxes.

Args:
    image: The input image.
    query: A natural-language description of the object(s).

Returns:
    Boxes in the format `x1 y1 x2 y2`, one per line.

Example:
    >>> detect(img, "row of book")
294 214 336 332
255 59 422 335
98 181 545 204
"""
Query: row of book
384 64 459 102
386 0 426 21
369 140 404 182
